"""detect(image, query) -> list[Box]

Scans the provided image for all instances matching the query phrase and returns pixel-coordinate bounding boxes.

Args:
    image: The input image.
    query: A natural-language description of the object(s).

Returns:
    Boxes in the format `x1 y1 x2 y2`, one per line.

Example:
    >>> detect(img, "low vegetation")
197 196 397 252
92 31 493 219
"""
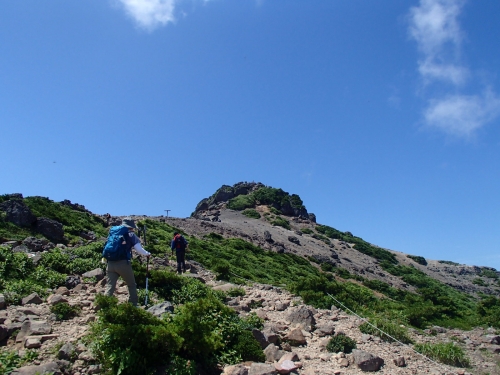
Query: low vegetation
407 255 427 266
358 318 413 344
242 209 261 219
325 333 357 354
414 342 470 367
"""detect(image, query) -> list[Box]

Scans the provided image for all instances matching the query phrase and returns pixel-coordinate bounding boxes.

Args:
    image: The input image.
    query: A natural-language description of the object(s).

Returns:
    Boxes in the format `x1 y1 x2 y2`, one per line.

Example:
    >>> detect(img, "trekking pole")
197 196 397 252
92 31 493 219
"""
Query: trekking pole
145 256 150 307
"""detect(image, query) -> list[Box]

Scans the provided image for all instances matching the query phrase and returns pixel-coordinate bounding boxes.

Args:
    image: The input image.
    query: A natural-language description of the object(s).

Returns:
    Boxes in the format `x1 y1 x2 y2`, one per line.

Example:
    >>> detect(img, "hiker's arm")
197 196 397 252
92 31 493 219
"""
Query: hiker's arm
133 242 150 256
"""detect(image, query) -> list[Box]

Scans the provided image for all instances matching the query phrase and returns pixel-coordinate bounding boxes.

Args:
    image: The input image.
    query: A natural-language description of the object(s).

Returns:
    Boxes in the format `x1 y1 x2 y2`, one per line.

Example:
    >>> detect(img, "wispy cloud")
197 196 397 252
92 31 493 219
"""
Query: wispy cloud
425 90 500 137
408 0 500 137
117 0 177 30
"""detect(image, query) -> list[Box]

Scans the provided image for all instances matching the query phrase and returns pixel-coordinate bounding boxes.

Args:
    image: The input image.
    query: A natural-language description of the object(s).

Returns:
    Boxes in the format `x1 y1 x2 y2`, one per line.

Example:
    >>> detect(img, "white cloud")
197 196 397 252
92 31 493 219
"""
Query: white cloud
409 0 465 85
424 91 500 137
117 0 177 30
408 0 500 137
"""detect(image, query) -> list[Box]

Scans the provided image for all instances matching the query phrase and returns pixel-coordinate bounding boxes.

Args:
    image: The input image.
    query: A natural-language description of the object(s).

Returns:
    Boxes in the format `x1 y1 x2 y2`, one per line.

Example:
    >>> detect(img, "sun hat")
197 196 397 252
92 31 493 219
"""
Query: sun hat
121 217 137 229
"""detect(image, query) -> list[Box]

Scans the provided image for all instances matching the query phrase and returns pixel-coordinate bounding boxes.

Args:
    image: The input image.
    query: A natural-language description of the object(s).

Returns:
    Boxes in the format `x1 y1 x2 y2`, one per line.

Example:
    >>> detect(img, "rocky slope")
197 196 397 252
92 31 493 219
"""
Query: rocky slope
1 260 499 375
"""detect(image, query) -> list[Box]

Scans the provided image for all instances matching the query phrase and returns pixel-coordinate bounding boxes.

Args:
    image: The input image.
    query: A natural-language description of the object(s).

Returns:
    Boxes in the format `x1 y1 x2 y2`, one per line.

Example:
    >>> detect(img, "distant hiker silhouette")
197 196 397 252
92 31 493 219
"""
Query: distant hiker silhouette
171 232 188 274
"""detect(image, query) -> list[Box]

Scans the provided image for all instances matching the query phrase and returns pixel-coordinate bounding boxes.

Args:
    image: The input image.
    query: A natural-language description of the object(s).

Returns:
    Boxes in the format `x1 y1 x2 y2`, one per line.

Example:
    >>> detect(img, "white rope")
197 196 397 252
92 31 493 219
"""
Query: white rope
327 293 460 373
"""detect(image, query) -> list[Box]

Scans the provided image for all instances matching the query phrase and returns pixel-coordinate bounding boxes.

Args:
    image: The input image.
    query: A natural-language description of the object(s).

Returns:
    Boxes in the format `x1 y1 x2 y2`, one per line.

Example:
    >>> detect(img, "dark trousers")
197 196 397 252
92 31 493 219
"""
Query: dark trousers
176 250 186 273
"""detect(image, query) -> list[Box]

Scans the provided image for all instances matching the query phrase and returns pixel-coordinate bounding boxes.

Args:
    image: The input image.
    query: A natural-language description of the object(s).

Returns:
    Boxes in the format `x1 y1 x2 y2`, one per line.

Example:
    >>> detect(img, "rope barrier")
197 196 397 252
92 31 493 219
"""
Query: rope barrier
327 293 457 373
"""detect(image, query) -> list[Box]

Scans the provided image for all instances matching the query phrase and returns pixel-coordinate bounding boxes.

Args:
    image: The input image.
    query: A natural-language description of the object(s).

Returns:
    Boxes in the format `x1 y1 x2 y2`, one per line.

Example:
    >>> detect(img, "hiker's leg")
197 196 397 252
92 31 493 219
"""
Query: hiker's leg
115 260 138 306
179 251 186 273
105 262 119 297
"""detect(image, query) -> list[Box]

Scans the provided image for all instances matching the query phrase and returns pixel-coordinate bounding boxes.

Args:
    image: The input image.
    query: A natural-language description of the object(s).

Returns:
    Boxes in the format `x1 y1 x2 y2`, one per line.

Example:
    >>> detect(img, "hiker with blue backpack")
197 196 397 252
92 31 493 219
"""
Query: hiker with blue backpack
102 217 150 306
171 232 188 274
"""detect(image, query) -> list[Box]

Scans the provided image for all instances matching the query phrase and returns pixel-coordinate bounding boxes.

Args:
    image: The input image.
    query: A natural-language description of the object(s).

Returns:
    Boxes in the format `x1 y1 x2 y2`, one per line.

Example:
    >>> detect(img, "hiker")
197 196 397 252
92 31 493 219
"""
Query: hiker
103 217 150 306
171 232 188 274
105 213 111 227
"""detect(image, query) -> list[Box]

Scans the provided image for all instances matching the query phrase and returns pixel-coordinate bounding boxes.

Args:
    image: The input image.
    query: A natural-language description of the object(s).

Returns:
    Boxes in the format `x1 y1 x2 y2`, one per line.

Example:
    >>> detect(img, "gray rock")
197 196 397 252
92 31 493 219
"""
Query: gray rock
82 268 105 280
248 363 277 375
0 325 8 341
308 213 316 223
284 327 307 346
25 337 42 348
22 237 53 252
57 342 75 360
286 306 316 331
393 356 406 367
287 236 300 245
47 294 68 305
264 231 273 243
147 302 174 317
65 275 81 289
252 328 270 349
0 199 36 227
35 217 64 242
315 322 335 337
10 361 61 375
263 343 285 362
12 245 30 253
21 293 43 305
0 294 5 309
483 335 500 345
352 349 384 372
29 320 51 335
223 365 249 375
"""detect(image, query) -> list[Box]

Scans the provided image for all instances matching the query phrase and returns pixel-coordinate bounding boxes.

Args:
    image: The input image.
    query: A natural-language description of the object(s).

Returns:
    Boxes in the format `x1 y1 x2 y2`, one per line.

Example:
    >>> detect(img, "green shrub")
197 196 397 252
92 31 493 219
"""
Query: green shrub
407 255 427 266
233 330 265 362
227 195 255 211
50 302 81 320
87 295 182 375
438 260 460 266
39 249 71 273
242 209 261 219
320 263 335 273
480 269 498 279
0 247 35 280
301 228 314 234
213 260 231 281
239 313 264 330
414 342 470 367
0 349 21 375
31 266 66 289
227 287 246 297
472 278 487 286
326 334 357 353
172 278 224 305
270 217 291 230
2 280 47 305
358 318 413 344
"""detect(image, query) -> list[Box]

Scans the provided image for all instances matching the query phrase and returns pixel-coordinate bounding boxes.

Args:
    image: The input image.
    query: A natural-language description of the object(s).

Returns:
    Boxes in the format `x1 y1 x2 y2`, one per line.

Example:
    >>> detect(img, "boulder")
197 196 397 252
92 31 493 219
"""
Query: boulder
315 322 335 337
65 275 81 289
393 356 406 367
25 337 42 348
252 328 270 349
47 294 68 305
0 294 5 309
223 365 249 375
0 199 36 227
57 342 75 360
286 306 316 331
352 349 384 372
0 325 8 341
22 237 53 252
10 361 61 375
35 217 64 242
274 360 297 374
213 185 235 203
287 236 300 245
284 327 307 346
248 363 277 375
12 245 30 253
264 231 273 243
264 344 284 362
308 213 316 223
21 293 43 305
82 268 105 280
147 302 174 317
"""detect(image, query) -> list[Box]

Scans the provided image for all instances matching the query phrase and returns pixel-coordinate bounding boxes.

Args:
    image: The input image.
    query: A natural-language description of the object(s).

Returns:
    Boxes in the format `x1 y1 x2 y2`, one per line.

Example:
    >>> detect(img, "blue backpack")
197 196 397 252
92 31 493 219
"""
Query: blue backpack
102 226 132 261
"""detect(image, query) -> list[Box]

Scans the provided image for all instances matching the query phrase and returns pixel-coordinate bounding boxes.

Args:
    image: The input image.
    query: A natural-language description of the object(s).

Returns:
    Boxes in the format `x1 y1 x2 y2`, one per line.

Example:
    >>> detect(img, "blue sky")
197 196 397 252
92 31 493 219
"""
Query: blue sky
1 0 500 269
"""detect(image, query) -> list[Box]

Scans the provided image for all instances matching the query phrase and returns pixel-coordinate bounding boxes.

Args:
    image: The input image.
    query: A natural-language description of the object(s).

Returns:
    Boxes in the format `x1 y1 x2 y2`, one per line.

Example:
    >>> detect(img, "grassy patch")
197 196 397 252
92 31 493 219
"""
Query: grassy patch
270 217 291 230
414 342 470 367
407 255 427 266
242 209 261 219
326 334 357 354
358 318 413 344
